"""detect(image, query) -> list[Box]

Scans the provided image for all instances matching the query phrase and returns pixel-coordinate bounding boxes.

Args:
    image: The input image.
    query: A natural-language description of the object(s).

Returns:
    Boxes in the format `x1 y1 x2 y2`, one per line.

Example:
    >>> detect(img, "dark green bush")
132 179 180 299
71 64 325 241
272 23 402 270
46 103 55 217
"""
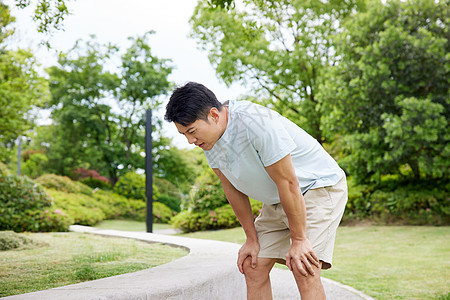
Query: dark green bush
171 199 262 232
80 177 111 190
0 172 73 232
343 177 450 225
36 174 93 196
157 194 181 212
0 231 48 251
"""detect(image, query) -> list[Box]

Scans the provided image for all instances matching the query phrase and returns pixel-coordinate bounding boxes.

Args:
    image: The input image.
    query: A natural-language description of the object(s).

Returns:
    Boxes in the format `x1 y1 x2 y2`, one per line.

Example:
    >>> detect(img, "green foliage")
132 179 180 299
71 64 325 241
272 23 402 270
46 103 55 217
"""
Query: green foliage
0 231 48 251
344 177 450 225
14 0 69 34
93 190 146 221
0 172 72 232
48 190 106 226
171 199 262 232
80 177 111 190
188 167 228 212
0 48 49 162
36 174 93 196
319 0 449 183
156 195 181 212
114 172 146 201
22 152 49 179
190 0 364 142
45 33 173 184
153 202 173 224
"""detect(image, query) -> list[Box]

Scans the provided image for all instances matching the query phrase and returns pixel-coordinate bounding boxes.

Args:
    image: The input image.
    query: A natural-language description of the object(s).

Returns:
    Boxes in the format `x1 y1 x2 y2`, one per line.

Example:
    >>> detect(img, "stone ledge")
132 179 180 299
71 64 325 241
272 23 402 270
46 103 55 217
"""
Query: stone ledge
4 225 246 300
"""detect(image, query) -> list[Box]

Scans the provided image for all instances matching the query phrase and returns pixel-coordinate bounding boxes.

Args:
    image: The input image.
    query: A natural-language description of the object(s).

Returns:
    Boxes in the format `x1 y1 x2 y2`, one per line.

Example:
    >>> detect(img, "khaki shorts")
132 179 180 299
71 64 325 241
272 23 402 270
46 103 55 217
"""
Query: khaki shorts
254 174 348 269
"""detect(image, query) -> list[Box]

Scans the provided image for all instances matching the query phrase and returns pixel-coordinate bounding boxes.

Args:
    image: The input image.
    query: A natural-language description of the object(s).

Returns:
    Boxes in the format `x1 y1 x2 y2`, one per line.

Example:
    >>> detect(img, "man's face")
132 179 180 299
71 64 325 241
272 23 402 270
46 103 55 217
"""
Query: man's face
175 116 221 151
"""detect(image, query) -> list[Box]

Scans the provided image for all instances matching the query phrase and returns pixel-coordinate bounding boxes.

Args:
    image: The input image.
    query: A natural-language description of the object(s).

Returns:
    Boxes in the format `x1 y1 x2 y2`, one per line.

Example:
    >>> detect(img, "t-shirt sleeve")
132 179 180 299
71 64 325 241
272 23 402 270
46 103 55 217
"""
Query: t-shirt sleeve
246 113 296 167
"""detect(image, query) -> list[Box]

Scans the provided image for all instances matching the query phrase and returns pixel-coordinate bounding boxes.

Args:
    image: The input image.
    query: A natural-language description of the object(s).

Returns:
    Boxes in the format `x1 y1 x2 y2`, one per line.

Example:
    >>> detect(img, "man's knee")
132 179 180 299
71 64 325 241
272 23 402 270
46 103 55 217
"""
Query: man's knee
242 257 272 284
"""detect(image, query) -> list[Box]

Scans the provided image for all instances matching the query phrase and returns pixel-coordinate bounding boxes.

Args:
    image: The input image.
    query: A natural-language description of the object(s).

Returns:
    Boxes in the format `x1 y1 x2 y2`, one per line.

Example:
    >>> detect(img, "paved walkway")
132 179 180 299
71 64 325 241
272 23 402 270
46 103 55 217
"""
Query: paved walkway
139 228 373 299
5 226 375 299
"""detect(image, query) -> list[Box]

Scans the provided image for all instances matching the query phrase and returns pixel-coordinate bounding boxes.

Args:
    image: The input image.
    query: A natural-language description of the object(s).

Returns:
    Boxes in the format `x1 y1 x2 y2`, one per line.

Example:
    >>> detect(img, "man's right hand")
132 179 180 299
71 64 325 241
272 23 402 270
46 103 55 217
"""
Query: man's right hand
237 239 260 274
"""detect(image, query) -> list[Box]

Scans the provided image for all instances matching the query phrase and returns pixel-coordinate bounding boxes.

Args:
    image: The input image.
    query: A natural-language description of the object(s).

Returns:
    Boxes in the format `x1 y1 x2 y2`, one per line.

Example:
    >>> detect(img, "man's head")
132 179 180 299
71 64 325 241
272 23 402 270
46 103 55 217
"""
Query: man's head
165 82 223 126
165 82 227 151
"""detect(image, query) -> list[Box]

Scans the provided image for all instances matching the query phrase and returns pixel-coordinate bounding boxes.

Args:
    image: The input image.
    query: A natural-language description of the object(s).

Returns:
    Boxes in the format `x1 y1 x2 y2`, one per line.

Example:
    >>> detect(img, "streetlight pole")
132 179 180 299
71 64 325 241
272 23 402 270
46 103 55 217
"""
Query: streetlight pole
145 110 153 233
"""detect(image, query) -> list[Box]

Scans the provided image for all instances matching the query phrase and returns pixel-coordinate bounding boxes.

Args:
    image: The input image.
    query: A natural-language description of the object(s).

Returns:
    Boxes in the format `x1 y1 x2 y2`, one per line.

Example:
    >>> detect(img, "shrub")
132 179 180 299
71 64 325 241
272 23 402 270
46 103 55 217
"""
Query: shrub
0 161 10 176
0 172 72 232
153 202 173 223
114 172 146 201
22 152 48 179
80 177 112 190
48 190 106 226
0 231 48 251
157 194 181 212
343 177 450 225
73 168 111 189
93 190 146 221
187 168 228 212
171 198 262 232
36 174 93 196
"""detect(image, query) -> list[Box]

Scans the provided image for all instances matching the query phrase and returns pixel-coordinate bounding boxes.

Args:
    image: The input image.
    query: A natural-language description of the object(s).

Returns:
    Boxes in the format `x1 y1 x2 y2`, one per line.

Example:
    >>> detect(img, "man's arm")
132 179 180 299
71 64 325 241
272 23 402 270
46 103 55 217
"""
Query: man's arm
213 168 259 273
265 154 320 276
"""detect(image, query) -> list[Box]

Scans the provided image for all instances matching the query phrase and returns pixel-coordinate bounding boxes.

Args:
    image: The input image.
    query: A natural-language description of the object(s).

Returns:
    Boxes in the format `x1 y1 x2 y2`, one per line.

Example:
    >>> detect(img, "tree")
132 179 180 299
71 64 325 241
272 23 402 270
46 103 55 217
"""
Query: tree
0 4 49 162
14 0 69 33
190 0 364 143
45 33 173 185
319 0 449 182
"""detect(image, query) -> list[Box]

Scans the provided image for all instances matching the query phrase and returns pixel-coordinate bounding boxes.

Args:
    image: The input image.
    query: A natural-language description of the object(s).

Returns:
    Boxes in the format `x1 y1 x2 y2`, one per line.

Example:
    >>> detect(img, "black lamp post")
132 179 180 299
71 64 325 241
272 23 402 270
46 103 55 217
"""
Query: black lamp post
145 109 153 233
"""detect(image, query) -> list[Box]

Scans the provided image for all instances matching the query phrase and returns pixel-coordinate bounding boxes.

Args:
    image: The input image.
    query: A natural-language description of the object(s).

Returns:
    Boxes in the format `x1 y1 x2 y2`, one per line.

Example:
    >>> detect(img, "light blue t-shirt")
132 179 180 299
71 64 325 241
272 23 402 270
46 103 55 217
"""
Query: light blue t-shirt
204 100 344 205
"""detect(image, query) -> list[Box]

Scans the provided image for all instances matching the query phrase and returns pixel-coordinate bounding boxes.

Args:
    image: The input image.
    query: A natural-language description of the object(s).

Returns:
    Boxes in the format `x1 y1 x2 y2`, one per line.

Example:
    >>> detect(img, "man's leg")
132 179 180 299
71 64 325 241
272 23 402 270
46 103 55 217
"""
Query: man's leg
242 256 276 300
292 260 326 300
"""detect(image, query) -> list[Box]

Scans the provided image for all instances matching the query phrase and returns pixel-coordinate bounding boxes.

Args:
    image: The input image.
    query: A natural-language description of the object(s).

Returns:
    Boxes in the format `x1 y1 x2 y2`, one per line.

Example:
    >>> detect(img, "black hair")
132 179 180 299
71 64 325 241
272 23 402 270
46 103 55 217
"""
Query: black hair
164 82 223 126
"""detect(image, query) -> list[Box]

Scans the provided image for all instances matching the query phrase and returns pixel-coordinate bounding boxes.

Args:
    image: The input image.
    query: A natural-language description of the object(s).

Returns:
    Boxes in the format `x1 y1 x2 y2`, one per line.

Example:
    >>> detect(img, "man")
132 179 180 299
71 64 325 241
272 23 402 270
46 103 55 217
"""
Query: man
165 82 347 300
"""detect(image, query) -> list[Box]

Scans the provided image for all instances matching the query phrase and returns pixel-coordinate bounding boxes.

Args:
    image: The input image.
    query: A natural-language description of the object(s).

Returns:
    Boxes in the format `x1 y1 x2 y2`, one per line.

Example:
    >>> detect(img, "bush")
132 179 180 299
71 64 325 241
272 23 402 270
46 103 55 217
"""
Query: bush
22 152 48 179
187 168 228 212
93 190 146 221
157 194 181 212
343 177 450 225
153 202 173 223
0 172 72 232
0 231 48 251
36 174 93 196
48 190 106 226
171 199 262 232
80 177 112 190
114 172 146 201
73 168 111 190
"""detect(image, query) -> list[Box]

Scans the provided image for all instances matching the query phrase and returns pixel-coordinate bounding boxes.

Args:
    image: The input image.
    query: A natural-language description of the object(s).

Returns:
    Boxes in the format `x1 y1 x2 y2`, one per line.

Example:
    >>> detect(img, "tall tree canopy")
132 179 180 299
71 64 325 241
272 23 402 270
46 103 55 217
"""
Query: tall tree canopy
45 33 173 184
190 0 364 143
319 0 449 182
0 3 49 162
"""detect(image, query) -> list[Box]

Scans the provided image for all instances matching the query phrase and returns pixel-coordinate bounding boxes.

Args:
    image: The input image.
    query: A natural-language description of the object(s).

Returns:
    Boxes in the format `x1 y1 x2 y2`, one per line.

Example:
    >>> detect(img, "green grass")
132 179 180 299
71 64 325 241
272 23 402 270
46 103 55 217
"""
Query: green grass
179 226 450 300
0 232 187 297
94 220 172 232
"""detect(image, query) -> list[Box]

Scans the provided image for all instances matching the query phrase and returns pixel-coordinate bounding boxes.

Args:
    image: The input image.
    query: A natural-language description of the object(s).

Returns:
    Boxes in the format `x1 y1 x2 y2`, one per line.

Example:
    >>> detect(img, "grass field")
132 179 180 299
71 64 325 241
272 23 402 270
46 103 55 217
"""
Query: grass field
179 226 450 300
0 232 187 297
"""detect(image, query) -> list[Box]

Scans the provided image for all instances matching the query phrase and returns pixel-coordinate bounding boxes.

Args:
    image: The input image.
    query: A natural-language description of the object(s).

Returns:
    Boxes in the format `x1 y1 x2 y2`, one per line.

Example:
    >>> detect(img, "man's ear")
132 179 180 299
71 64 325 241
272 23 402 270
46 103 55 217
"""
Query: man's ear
209 107 220 123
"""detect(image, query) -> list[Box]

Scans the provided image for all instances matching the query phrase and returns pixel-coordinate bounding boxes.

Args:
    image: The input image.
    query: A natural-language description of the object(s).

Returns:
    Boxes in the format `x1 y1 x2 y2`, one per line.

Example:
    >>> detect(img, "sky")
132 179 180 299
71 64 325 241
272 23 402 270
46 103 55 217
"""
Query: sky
5 0 248 148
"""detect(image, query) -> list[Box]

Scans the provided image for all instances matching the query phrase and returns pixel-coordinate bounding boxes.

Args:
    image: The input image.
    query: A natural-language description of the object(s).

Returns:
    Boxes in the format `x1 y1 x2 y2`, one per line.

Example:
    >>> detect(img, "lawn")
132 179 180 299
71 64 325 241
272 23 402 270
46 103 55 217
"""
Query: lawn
0 231 187 297
179 226 450 300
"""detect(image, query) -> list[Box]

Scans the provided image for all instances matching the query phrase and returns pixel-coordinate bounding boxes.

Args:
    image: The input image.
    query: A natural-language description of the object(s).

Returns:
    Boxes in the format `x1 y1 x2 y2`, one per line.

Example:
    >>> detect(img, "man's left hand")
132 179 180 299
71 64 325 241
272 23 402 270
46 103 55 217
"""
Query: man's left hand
286 238 320 277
